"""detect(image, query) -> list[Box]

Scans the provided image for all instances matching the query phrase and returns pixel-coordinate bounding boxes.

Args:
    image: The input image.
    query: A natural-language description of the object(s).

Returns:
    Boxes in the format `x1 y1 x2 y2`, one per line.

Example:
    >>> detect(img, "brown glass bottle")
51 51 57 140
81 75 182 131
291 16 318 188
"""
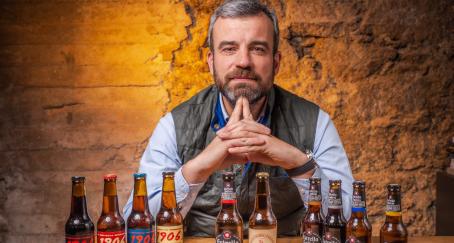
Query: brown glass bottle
97 174 126 243
156 172 183 243
127 173 155 243
380 184 408 243
346 181 372 243
301 177 323 243
65 176 95 243
248 172 277 243
323 179 346 243
215 172 243 243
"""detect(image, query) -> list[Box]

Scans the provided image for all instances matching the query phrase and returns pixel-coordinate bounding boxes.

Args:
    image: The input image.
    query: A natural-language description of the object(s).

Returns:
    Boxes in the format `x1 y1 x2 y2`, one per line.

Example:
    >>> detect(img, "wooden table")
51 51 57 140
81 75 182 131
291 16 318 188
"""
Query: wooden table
185 236 454 243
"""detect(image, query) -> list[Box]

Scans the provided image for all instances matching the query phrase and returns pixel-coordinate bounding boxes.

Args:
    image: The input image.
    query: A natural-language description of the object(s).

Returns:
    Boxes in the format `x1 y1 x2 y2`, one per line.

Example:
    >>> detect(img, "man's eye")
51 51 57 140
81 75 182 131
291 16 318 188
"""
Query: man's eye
222 47 236 53
252 47 266 54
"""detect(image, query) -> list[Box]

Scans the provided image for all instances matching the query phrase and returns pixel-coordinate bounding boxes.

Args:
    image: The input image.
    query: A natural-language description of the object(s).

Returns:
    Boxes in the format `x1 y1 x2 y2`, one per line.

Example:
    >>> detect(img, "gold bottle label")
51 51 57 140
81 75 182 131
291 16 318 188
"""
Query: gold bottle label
249 228 277 243
156 225 183 243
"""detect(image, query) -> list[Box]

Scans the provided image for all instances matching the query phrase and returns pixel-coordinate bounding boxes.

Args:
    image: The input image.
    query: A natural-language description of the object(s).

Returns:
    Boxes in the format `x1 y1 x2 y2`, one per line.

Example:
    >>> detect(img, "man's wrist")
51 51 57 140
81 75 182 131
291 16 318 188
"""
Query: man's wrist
285 149 316 177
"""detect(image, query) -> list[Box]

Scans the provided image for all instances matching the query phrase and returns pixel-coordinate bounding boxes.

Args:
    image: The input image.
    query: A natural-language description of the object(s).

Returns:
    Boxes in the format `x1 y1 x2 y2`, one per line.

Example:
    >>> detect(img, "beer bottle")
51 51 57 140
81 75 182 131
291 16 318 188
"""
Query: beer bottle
346 181 372 243
248 172 277 243
97 174 126 243
301 177 323 243
380 184 408 243
215 172 243 243
127 173 155 243
323 179 346 243
65 176 95 243
156 172 183 243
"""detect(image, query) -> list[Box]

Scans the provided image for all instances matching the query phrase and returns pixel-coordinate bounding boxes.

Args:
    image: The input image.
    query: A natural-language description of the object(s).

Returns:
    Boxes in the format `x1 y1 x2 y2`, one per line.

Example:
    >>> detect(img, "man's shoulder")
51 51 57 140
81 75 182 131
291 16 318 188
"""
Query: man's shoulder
273 85 319 111
171 85 218 113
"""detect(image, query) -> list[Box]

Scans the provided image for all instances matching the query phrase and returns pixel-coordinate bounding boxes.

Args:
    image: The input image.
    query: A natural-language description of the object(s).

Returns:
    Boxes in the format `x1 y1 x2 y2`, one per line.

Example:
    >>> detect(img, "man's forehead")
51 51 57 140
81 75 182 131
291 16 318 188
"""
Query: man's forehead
212 13 274 44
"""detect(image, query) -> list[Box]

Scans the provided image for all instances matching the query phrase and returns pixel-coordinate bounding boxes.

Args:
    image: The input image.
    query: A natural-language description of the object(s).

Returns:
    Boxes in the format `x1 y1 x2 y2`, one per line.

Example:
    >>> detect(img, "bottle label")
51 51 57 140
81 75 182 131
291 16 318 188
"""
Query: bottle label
66 234 94 243
352 194 365 209
386 198 401 212
303 227 321 243
221 192 236 203
156 225 183 243
97 231 126 243
222 180 236 203
249 228 277 243
309 189 322 202
328 191 342 209
323 229 341 243
127 228 154 243
215 230 241 243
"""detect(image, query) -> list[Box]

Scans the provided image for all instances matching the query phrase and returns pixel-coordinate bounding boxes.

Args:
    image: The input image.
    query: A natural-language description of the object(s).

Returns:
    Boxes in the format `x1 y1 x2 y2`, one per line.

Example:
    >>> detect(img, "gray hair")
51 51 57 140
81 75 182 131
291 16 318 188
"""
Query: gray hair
207 0 280 54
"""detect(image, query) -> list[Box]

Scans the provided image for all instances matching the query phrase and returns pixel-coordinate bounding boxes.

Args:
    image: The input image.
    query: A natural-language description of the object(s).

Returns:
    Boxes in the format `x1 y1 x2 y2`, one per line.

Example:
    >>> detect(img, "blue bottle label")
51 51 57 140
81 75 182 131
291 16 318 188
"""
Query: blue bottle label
127 228 154 243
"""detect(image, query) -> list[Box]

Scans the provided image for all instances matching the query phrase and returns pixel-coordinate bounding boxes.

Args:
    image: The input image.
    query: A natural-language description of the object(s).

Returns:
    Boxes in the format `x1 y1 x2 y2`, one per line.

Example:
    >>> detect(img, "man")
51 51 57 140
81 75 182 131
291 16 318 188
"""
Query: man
124 0 353 236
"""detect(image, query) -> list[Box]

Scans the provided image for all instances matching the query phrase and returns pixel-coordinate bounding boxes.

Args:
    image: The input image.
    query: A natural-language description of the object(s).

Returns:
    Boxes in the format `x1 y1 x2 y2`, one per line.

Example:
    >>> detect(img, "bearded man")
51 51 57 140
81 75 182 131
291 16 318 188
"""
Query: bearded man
124 0 354 237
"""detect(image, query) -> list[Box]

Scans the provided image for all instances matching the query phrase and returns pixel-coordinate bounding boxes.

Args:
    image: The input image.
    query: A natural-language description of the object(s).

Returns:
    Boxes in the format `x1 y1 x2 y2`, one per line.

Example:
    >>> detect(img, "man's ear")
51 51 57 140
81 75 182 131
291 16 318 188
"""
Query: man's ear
273 51 281 74
207 50 214 75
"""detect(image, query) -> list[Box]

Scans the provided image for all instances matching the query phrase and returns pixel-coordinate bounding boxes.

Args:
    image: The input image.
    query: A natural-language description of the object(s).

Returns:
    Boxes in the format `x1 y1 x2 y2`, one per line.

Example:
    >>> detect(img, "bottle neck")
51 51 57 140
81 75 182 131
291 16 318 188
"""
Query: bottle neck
102 180 120 215
70 182 89 217
254 180 271 210
385 191 402 222
161 177 177 210
132 178 149 213
351 186 368 218
327 187 343 215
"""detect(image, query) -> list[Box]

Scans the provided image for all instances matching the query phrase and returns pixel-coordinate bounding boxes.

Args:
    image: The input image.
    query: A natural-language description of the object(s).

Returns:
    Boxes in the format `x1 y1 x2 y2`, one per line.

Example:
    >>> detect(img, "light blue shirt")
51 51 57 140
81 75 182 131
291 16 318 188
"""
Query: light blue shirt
123 95 354 221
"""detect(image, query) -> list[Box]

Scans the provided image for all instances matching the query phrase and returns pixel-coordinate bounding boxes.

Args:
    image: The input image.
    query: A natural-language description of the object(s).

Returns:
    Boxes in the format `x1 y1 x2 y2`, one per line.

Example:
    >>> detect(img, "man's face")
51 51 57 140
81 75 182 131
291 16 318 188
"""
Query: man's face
208 13 280 106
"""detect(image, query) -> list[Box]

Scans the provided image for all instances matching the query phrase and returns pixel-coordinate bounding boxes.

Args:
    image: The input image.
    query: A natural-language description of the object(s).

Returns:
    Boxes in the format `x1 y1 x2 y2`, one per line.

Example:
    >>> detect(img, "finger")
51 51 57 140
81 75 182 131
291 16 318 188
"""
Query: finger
227 137 266 147
228 145 263 154
228 97 243 124
218 130 258 140
224 120 271 135
242 98 254 120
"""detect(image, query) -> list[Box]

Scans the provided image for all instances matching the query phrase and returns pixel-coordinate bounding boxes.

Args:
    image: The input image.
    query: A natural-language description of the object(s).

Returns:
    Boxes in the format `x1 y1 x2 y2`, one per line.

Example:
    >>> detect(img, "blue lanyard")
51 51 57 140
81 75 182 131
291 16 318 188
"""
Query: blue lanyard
210 94 269 176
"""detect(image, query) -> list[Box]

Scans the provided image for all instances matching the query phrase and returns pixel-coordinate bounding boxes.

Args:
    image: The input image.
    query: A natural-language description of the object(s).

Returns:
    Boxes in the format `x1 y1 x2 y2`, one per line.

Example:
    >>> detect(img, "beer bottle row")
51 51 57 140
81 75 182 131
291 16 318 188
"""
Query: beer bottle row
301 178 408 243
65 172 182 243
65 172 408 243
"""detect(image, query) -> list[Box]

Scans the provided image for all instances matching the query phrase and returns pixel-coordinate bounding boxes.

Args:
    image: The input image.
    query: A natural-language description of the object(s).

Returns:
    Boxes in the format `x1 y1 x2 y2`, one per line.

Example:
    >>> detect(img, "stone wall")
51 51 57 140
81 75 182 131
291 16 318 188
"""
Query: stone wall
0 0 452 242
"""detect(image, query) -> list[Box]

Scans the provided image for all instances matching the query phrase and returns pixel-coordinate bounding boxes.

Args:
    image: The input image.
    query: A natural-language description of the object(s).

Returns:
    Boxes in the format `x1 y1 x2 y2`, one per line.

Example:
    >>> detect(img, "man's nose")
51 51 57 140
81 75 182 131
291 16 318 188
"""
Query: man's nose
235 48 251 68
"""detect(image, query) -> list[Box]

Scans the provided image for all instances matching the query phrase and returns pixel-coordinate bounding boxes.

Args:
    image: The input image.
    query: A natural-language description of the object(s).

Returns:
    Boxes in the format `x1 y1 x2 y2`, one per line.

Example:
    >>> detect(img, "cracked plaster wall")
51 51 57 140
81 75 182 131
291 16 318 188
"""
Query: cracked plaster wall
0 0 452 241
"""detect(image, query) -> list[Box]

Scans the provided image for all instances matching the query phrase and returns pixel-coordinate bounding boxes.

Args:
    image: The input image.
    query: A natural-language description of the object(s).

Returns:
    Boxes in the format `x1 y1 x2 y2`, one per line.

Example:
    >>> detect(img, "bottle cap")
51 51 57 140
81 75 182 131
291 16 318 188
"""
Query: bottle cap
162 171 175 177
71 176 85 182
104 174 117 180
256 172 269 179
134 173 146 179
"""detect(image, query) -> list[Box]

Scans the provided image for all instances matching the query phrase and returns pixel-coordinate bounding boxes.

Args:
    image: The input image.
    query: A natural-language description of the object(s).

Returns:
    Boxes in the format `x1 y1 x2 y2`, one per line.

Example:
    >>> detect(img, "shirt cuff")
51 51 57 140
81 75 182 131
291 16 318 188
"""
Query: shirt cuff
174 167 205 217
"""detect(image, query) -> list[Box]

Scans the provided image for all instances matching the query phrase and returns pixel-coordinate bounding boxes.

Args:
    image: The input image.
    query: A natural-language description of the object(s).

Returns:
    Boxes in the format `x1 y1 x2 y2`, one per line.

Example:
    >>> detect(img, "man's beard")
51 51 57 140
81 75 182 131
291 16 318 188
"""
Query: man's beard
214 66 273 107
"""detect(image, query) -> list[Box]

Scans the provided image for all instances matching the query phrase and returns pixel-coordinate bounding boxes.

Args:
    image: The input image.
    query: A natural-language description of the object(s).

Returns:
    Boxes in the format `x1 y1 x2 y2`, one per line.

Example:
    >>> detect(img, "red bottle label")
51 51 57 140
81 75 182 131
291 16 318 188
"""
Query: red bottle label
66 235 94 243
97 231 126 243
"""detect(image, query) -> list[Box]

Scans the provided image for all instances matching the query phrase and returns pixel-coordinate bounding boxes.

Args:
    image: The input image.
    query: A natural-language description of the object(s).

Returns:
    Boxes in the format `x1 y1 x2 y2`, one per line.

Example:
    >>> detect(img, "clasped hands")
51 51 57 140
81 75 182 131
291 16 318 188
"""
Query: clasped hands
182 97 312 184
215 97 307 171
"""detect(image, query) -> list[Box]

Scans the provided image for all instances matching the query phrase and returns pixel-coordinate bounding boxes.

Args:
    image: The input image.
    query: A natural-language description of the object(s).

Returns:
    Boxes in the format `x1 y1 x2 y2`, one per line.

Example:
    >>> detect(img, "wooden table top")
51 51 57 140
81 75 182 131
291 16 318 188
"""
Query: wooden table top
184 236 454 243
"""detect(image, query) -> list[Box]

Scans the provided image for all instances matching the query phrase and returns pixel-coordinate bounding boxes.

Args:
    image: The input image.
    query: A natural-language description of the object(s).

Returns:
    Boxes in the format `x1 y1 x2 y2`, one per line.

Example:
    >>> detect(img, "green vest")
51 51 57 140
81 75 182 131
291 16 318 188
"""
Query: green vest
171 85 319 236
